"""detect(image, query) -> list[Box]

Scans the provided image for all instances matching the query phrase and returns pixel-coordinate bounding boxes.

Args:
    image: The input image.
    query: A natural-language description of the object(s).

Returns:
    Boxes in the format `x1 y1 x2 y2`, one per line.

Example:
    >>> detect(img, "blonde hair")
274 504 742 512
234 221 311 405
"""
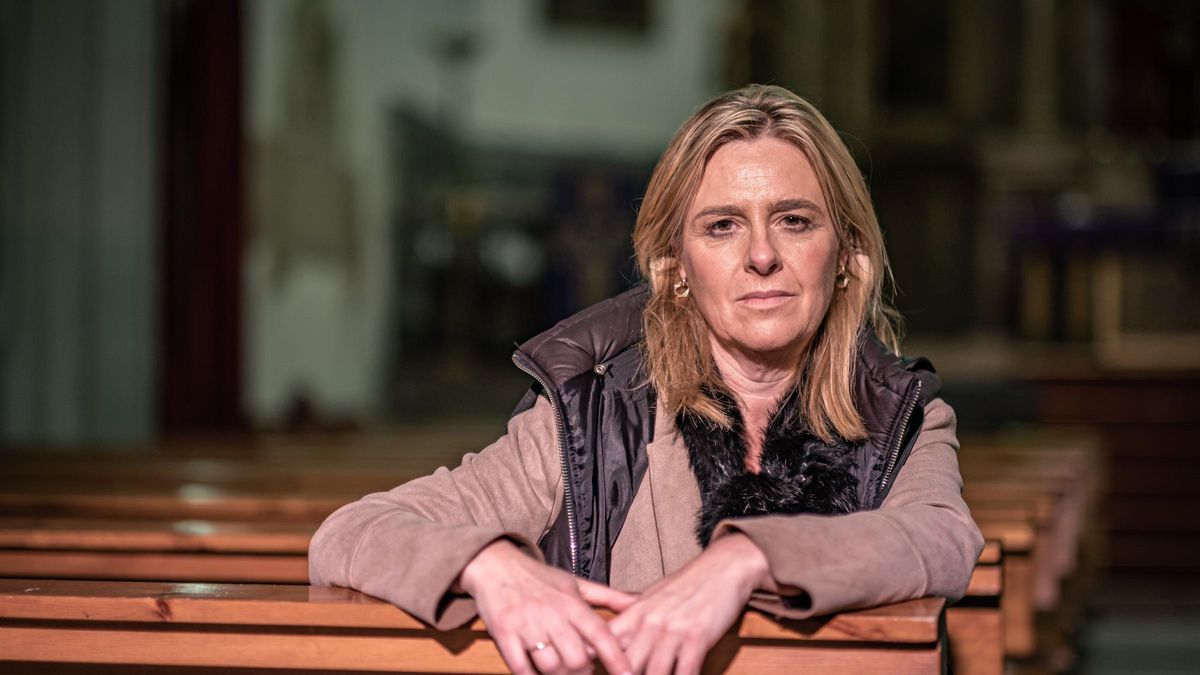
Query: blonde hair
634 84 902 443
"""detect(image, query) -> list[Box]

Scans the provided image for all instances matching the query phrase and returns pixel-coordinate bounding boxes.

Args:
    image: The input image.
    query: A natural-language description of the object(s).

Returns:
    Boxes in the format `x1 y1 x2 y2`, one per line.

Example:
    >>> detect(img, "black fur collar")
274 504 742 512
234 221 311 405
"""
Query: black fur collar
678 387 860 546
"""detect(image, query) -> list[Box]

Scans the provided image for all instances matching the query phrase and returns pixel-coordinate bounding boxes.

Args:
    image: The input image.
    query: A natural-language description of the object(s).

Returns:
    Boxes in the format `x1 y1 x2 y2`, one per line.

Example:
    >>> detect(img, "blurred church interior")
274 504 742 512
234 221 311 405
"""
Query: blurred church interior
1 0 1198 672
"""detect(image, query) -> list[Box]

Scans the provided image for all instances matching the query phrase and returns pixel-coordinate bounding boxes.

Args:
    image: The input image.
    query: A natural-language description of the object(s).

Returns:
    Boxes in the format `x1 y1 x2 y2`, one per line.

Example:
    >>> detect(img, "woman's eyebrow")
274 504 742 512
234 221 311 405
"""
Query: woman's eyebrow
772 198 823 214
692 199 823 221
691 196 820 220
692 204 745 221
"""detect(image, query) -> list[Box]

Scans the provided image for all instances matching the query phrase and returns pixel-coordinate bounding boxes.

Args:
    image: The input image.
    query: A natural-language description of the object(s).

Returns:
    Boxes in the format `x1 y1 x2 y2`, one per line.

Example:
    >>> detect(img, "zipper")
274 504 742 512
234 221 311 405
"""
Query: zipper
648 388 657 438
511 350 579 576
878 378 921 498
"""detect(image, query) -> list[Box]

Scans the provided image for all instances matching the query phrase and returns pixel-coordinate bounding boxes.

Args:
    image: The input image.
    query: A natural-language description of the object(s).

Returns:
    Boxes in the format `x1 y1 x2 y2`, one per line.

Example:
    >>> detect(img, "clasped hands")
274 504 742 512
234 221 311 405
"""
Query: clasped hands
458 532 775 675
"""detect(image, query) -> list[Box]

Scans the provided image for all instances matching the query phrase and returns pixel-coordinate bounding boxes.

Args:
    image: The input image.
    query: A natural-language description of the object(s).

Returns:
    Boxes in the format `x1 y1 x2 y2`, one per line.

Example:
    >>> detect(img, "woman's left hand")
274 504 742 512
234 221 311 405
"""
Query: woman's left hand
608 532 770 675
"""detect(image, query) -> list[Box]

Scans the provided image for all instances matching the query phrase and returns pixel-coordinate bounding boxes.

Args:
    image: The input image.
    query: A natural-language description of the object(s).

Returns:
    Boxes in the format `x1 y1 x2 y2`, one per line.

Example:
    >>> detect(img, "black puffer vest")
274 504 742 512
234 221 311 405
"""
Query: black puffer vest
510 286 940 583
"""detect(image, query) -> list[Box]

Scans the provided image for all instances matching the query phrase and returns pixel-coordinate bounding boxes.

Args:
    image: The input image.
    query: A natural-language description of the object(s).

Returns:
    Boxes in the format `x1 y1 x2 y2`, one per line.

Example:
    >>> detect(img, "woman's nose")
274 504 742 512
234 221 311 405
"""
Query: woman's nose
745 225 781 275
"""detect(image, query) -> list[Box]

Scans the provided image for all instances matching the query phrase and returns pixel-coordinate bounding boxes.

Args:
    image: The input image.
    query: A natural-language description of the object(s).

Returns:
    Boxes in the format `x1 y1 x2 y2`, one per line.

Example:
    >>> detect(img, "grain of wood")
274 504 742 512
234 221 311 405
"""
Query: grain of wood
0 551 309 583
946 607 1004 675
0 580 947 673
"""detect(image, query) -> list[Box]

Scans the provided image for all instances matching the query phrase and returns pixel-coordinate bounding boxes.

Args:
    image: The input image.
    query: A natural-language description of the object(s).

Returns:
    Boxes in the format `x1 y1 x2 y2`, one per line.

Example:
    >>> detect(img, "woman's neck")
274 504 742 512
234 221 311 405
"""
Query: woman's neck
710 339 805 472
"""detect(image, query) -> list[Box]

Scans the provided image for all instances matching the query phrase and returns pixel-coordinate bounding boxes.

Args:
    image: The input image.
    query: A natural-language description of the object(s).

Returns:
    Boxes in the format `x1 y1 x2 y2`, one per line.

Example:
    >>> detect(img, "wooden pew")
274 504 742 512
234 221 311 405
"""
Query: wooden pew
973 515 1037 659
0 514 1004 592
0 442 1011 672
963 465 1090 607
0 579 948 673
0 489 346 522
0 517 312 583
0 515 1000 675
960 434 1102 671
947 540 1004 675
1 443 1022 672
0 452 418 525
968 493 1058 617
965 482 1066 611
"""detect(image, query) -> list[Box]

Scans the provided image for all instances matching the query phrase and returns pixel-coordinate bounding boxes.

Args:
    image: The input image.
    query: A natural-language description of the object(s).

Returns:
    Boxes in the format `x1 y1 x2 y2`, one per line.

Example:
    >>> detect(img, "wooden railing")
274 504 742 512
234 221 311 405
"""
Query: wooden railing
0 579 945 673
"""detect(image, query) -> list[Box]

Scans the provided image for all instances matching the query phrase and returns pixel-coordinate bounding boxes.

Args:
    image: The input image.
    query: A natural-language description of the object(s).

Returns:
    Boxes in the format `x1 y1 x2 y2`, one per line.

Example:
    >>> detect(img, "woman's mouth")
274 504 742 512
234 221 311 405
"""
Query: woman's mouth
737 291 794 308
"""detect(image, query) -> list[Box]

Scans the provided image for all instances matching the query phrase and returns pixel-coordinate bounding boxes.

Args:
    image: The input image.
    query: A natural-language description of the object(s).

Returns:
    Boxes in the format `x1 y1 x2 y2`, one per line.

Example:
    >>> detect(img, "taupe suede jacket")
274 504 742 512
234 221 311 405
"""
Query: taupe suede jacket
309 291 985 630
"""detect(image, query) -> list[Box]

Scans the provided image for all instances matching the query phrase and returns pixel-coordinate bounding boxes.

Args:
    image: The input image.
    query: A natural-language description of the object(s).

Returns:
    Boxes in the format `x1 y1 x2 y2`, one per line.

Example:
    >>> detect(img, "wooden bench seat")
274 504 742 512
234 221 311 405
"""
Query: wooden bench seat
0 579 948 673
1 434 1073 674
0 490 346 522
0 517 312 583
0 517 313 552
0 515 1003 588
0 516 1001 674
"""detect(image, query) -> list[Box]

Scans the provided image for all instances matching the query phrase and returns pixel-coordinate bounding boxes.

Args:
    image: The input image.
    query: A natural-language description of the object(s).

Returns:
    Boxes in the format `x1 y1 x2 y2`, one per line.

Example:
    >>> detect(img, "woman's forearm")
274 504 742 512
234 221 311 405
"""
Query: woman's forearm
709 398 984 617
308 396 564 629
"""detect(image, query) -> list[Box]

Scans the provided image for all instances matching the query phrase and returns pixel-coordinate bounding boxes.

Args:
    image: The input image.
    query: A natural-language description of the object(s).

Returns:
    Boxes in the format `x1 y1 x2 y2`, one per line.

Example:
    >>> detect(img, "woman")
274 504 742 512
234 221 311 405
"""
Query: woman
309 84 984 675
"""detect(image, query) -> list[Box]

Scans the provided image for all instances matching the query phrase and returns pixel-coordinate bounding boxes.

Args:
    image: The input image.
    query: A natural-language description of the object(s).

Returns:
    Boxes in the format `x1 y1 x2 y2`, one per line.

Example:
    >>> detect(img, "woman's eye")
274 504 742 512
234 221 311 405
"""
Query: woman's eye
706 219 736 234
781 214 813 230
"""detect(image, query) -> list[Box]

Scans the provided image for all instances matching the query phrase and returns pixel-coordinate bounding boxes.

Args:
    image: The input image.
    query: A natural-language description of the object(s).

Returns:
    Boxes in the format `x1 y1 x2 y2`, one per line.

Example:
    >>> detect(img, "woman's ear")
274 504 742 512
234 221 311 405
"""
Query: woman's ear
839 230 862 270
850 250 873 286
648 256 679 293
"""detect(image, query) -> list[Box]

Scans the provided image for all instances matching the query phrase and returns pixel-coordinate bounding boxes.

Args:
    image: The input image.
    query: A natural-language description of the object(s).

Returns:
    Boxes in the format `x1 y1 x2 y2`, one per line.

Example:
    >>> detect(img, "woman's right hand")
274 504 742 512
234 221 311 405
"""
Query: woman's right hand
458 539 635 675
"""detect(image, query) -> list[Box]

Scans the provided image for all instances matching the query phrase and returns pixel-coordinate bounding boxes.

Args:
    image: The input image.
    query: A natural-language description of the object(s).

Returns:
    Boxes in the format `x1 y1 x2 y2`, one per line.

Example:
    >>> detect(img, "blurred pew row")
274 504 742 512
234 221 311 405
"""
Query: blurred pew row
0 427 1101 674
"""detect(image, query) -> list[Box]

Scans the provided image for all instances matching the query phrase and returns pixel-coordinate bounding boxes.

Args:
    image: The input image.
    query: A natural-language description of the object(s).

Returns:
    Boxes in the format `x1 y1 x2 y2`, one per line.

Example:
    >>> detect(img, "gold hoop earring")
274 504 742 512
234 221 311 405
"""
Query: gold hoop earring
836 265 849 289
673 278 690 299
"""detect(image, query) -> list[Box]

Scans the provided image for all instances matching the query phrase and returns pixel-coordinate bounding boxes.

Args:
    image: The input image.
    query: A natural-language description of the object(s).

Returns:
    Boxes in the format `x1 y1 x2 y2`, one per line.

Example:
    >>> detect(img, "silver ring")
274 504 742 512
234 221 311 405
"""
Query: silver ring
533 642 549 652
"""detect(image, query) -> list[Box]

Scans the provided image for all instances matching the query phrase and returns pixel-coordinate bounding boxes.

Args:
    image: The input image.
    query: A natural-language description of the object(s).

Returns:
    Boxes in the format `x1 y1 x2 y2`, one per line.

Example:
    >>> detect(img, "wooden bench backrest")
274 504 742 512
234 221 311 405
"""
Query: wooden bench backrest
0 579 946 674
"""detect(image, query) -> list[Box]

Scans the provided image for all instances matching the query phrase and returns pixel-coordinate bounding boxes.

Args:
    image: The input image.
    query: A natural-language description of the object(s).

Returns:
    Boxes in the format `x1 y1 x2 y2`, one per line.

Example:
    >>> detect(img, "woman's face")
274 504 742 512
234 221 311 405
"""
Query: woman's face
679 136 843 363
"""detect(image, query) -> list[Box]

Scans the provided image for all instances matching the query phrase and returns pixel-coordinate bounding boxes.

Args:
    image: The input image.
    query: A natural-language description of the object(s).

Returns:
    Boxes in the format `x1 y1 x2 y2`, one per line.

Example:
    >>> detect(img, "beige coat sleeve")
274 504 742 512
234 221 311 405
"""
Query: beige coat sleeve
308 395 564 629
712 397 984 618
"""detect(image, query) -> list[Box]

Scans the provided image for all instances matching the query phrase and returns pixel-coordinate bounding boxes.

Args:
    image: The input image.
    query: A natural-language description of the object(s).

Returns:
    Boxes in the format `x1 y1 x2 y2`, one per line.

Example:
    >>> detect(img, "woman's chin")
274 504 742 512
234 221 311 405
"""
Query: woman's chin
724 333 811 363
